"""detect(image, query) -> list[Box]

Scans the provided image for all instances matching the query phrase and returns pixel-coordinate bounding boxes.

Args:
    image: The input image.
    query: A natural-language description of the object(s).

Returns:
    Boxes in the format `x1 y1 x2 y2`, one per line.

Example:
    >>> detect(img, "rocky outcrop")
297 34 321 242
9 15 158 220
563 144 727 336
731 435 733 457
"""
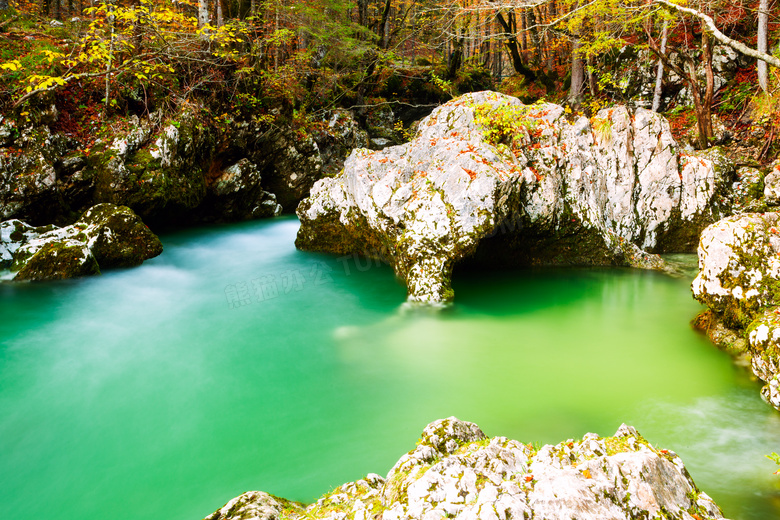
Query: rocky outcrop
203 417 726 520
296 91 732 303
204 491 304 520
692 213 780 328
1 203 162 281
763 163 780 206
0 104 370 227
692 212 780 410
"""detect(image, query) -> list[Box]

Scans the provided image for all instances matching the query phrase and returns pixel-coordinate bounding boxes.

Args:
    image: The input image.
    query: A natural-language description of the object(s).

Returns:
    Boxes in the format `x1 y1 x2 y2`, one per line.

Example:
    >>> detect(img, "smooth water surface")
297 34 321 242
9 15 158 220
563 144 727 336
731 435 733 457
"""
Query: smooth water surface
1 216 779 520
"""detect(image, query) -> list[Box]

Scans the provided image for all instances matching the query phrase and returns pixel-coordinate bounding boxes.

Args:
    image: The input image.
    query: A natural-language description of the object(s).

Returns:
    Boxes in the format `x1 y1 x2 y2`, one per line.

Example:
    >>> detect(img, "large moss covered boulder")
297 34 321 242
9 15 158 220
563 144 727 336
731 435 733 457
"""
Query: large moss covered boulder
14 241 100 281
3 203 162 281
79 203 164 268
203 417 725 520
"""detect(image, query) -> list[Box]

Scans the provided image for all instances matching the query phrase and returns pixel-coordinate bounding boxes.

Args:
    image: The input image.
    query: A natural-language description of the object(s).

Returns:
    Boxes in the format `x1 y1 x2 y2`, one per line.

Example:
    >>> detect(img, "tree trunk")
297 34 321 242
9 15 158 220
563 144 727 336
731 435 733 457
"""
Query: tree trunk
0 0 8 10
686 31 714 150
758 0 769 91
496 11 536 82
104 0 115 118
526 8 540 66
652 21 668 112
569 39 585 105
357 0 368 28
448 34 464 79
656 0 780 68
198 0 208 28
520 9 527 59
216 0 223 27
379 0 392 49
701 29 715 144
586 53 597 96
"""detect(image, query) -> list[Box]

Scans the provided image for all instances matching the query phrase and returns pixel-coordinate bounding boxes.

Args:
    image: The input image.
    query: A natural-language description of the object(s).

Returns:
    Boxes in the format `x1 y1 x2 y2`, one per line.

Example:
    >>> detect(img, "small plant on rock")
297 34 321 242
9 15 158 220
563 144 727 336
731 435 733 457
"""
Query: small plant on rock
766 452 780 474
473 103 537 149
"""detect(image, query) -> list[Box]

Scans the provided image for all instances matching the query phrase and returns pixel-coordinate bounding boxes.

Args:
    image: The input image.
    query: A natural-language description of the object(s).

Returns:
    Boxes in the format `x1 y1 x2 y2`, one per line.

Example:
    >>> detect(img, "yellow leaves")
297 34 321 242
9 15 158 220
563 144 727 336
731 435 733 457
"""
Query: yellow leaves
25 75 68 93
41 50 65 63
0 60 22 72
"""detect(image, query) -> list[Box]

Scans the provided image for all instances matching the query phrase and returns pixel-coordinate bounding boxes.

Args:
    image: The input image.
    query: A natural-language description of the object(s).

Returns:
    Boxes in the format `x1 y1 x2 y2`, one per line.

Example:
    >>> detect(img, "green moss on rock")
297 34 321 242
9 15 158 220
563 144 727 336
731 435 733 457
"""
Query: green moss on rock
15 241 100 281
80 203 164 268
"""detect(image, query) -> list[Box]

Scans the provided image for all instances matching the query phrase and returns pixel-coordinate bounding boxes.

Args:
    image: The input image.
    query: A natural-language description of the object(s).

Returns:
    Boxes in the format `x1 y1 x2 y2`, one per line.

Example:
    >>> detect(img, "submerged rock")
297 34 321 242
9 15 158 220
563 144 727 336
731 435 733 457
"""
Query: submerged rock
296 91 730 302
203 417 726 520
692 212 780 410
2 203 162 281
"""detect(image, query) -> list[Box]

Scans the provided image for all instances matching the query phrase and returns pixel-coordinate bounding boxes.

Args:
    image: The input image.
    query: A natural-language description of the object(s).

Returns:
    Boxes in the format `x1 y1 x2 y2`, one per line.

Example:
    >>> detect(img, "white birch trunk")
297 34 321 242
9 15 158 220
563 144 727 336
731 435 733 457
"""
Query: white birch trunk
758 0 769 92
198 0 208 29
652 21 668 112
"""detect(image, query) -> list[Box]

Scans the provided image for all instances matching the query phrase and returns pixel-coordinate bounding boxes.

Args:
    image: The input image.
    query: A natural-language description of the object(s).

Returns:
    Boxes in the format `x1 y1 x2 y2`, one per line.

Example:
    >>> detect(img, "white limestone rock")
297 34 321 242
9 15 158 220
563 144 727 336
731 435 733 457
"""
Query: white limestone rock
203 417 727 520
764 164 780 206
692 213 780 328
692 212 780 410
747 308 780 410
297 91 730 302
204 491 304 520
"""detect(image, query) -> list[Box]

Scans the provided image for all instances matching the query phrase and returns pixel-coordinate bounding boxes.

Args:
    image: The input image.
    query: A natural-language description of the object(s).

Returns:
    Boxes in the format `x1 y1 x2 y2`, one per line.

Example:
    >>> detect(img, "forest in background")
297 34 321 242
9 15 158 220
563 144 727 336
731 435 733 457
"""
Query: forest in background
0 0 778 158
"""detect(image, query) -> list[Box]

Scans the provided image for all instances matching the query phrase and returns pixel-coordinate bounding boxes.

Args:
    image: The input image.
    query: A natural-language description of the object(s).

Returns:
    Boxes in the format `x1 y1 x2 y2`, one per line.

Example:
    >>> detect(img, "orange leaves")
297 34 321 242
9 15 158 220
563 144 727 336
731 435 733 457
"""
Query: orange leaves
462 167 478 180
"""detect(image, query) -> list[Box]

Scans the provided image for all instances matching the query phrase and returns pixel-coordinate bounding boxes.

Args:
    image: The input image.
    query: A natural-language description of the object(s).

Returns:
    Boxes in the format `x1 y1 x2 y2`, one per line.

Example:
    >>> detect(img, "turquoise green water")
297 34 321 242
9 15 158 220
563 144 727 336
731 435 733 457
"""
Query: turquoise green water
1 216 779 520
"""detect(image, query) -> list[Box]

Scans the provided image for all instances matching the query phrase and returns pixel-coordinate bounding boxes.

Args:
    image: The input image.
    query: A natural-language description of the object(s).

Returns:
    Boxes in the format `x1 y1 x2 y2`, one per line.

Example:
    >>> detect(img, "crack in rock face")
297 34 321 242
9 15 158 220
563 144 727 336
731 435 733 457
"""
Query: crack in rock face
203 417 726 520
296 91 729 303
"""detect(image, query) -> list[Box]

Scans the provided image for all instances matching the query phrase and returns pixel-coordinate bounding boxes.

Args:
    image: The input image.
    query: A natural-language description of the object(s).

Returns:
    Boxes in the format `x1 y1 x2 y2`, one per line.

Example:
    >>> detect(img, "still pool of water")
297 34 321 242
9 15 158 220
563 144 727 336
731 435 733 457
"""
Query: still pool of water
1 216 779 520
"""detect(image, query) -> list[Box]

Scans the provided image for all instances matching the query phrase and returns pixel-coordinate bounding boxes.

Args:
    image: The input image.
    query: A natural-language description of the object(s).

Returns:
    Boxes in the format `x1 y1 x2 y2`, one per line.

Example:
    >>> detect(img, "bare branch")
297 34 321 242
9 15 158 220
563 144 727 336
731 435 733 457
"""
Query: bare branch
655 0 780 68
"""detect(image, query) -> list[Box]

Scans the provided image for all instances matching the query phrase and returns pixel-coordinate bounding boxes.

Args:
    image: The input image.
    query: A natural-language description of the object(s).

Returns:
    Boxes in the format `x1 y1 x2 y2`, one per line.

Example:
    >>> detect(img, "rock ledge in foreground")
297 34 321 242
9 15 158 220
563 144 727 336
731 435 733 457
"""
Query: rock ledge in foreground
204 417 726 520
